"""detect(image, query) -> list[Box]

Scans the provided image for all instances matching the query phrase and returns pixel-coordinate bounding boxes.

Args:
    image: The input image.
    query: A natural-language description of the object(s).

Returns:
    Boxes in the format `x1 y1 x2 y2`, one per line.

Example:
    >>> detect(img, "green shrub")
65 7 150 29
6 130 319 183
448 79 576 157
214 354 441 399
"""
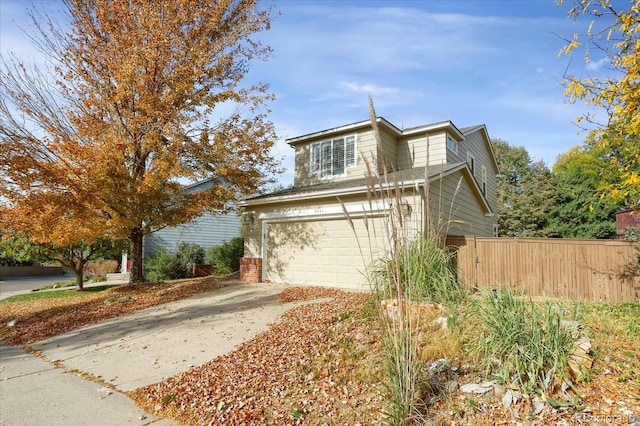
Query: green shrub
205 237 244 275
144 248 187 282
176 242 205 265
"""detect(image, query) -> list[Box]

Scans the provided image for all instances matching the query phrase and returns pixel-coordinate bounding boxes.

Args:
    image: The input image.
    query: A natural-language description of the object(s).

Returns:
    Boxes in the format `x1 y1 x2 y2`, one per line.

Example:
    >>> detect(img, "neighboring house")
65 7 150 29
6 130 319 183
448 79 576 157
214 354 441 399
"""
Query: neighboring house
238 117 499 290
616 209 640 236
144 179 242 258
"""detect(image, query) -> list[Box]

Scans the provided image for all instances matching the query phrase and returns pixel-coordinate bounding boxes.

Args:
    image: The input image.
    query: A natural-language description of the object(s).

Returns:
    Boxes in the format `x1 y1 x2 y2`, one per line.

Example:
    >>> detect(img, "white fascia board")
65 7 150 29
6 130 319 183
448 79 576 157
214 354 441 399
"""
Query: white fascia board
402 120 463 140
286 120 371 145
239 179 424 207
258 201 391 221
286 117 402 145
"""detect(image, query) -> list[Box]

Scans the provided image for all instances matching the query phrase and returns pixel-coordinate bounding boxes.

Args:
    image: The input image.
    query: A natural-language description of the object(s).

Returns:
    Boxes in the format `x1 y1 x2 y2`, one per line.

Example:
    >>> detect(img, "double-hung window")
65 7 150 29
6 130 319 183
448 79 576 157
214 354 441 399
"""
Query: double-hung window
481 166 487 195
466 152 475 174
446 135 458 154
310 135 356 177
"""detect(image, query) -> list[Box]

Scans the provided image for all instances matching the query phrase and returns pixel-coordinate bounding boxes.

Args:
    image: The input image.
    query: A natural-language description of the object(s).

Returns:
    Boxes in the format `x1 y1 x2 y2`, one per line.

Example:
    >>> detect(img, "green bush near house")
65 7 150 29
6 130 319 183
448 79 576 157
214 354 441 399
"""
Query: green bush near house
205 237 244 275
175 242 205 266
145 248 188 282
144 243 210 282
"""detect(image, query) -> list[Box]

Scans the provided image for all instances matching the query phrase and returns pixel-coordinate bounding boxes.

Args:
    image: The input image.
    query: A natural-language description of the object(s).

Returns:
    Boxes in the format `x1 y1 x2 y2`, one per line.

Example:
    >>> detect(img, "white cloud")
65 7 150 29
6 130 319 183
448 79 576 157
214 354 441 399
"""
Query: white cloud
586 57 609 72
341 82 400 96
2 0 601 185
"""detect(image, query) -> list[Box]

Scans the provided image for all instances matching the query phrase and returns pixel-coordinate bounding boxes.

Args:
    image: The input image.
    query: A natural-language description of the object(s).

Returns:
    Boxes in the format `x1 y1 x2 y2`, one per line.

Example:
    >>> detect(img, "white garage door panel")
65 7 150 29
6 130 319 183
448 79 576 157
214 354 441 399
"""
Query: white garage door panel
265 217 388 289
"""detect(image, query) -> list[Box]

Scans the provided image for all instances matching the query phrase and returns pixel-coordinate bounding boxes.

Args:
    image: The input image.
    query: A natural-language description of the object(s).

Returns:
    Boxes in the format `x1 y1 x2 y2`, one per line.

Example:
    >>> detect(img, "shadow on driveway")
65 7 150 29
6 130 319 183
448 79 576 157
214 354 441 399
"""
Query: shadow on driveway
29 282 302 391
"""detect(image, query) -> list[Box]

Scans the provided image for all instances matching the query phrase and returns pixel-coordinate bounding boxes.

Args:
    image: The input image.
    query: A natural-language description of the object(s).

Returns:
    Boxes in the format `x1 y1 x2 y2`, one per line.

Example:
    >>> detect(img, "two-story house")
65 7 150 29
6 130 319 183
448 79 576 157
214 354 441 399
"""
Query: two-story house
238 117 499 289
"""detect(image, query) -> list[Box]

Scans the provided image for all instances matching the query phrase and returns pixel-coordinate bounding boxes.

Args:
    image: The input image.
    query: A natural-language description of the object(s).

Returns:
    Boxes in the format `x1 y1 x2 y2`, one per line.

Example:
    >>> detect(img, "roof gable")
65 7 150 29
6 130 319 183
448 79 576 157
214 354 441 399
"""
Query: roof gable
460 124 500 174
286 117 465 145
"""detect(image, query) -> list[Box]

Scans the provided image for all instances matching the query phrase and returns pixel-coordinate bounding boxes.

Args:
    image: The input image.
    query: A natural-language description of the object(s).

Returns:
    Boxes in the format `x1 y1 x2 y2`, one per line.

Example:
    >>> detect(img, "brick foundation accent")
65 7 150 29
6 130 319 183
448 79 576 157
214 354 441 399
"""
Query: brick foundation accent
239 257 262 283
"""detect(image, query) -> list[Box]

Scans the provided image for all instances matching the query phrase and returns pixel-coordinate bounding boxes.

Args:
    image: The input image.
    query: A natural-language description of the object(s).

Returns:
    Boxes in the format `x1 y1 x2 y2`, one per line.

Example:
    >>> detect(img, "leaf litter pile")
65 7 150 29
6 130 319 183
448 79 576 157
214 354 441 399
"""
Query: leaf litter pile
130 287 386 425
1 277 639 425
0 276 225 346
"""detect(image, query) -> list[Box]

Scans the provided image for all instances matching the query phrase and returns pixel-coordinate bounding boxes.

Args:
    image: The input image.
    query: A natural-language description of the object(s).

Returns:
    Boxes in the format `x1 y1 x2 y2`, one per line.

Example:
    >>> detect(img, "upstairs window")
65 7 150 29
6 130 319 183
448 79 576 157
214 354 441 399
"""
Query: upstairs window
310 135 356 177
447 135 458 154
466 152 475 174
481 166 487 195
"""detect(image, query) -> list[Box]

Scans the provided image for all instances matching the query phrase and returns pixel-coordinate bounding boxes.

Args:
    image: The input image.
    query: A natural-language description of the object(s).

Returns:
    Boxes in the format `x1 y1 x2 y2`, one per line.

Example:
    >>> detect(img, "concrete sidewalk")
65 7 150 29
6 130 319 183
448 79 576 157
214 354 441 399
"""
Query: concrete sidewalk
0 343 174 426
0 281 300 425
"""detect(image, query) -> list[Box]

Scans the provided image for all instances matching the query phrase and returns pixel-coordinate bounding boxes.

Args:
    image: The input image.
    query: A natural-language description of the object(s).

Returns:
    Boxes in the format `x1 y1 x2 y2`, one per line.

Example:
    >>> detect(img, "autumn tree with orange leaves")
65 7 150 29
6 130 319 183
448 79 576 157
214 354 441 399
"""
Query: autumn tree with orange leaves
0 0 279 283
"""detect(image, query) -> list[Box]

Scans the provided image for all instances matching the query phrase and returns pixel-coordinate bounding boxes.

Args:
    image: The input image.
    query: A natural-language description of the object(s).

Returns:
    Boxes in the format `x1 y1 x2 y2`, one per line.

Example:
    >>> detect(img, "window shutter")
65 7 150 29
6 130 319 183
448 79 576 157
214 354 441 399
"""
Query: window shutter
345 136 355 167
333 138 345 175
321 141 332 177
310 143 320 173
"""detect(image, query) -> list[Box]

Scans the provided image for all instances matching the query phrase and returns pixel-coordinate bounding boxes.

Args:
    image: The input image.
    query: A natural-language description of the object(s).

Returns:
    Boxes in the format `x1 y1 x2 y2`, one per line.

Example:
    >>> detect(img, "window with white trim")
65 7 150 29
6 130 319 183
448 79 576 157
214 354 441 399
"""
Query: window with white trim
493 223 499 237
310 135 356 177
466 151 475 174
481 165 487 196
446 135 458 154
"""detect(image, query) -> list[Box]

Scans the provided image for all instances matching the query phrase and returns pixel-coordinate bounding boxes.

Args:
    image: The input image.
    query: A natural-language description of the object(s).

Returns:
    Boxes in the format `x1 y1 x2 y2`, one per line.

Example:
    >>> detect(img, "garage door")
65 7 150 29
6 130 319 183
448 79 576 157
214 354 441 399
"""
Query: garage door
264 216 389 289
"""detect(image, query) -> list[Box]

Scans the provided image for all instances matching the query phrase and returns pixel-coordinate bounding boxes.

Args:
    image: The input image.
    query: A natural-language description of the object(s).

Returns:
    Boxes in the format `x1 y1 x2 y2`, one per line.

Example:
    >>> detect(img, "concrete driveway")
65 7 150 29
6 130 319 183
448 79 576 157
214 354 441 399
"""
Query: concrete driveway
0 281 302 425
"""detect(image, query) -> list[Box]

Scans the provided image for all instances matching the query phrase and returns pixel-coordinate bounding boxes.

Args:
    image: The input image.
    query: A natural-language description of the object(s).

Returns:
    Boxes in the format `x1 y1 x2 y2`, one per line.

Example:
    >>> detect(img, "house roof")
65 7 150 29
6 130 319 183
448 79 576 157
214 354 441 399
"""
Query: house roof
286 117 465 145
239 162 493 214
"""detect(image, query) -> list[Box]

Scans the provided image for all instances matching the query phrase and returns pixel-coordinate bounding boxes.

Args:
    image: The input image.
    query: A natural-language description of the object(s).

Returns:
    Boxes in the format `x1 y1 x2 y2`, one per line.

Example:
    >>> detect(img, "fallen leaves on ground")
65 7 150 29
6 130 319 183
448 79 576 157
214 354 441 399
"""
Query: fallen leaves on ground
129 288 386 426
0 276 226 346
2 280 638 425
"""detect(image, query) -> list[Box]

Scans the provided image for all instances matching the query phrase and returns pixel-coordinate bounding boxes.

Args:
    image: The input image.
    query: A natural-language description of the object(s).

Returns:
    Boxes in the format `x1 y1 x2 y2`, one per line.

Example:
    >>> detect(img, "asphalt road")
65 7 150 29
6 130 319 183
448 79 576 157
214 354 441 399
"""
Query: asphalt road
0 273 73 295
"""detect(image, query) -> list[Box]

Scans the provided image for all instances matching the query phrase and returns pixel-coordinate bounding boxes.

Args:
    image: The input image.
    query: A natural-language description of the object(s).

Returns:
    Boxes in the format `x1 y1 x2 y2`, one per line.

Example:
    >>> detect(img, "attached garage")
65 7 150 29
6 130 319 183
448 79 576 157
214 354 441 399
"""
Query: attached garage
238 162 494 290
262 215 389 290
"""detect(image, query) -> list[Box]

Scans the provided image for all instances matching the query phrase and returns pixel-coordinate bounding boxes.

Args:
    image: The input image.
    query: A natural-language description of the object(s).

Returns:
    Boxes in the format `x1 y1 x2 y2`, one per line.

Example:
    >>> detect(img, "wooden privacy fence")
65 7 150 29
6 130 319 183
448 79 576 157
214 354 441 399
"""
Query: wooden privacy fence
445 236 640 303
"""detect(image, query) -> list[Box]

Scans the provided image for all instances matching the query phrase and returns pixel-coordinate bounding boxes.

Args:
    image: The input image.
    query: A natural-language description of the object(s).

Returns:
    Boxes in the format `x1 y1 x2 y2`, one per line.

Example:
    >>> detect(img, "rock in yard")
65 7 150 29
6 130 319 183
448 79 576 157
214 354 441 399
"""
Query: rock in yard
568 336 592 378
460 381 495 394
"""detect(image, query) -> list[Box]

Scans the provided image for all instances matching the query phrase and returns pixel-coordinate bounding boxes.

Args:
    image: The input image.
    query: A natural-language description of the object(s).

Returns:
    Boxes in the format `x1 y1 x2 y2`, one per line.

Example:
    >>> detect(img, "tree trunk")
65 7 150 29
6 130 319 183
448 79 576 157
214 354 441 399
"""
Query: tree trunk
129 228 145 284
73 267 84 290
66 252 85 290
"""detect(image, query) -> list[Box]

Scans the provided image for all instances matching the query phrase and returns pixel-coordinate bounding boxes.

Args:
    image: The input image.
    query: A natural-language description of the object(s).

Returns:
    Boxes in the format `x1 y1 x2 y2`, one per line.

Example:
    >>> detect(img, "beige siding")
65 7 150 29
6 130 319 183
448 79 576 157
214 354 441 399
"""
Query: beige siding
397 134 425 169
427 170 494 236
461 129 498 213
293 144 313 187
378 127 398 172
243 219 261 258
398 132 448 170
352 130 378 177
427 133 448 166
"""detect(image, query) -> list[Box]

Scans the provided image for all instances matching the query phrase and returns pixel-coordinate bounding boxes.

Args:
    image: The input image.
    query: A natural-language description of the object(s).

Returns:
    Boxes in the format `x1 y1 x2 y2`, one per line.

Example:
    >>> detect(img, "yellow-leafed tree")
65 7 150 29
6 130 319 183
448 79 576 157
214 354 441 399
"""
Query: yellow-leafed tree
559 0 640 210
0 0 279 283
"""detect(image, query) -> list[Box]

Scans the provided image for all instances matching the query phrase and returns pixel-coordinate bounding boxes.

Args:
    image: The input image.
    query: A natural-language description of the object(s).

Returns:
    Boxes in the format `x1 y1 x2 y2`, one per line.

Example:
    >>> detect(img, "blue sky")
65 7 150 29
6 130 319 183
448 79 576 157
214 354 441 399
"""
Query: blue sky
1 1 620 186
